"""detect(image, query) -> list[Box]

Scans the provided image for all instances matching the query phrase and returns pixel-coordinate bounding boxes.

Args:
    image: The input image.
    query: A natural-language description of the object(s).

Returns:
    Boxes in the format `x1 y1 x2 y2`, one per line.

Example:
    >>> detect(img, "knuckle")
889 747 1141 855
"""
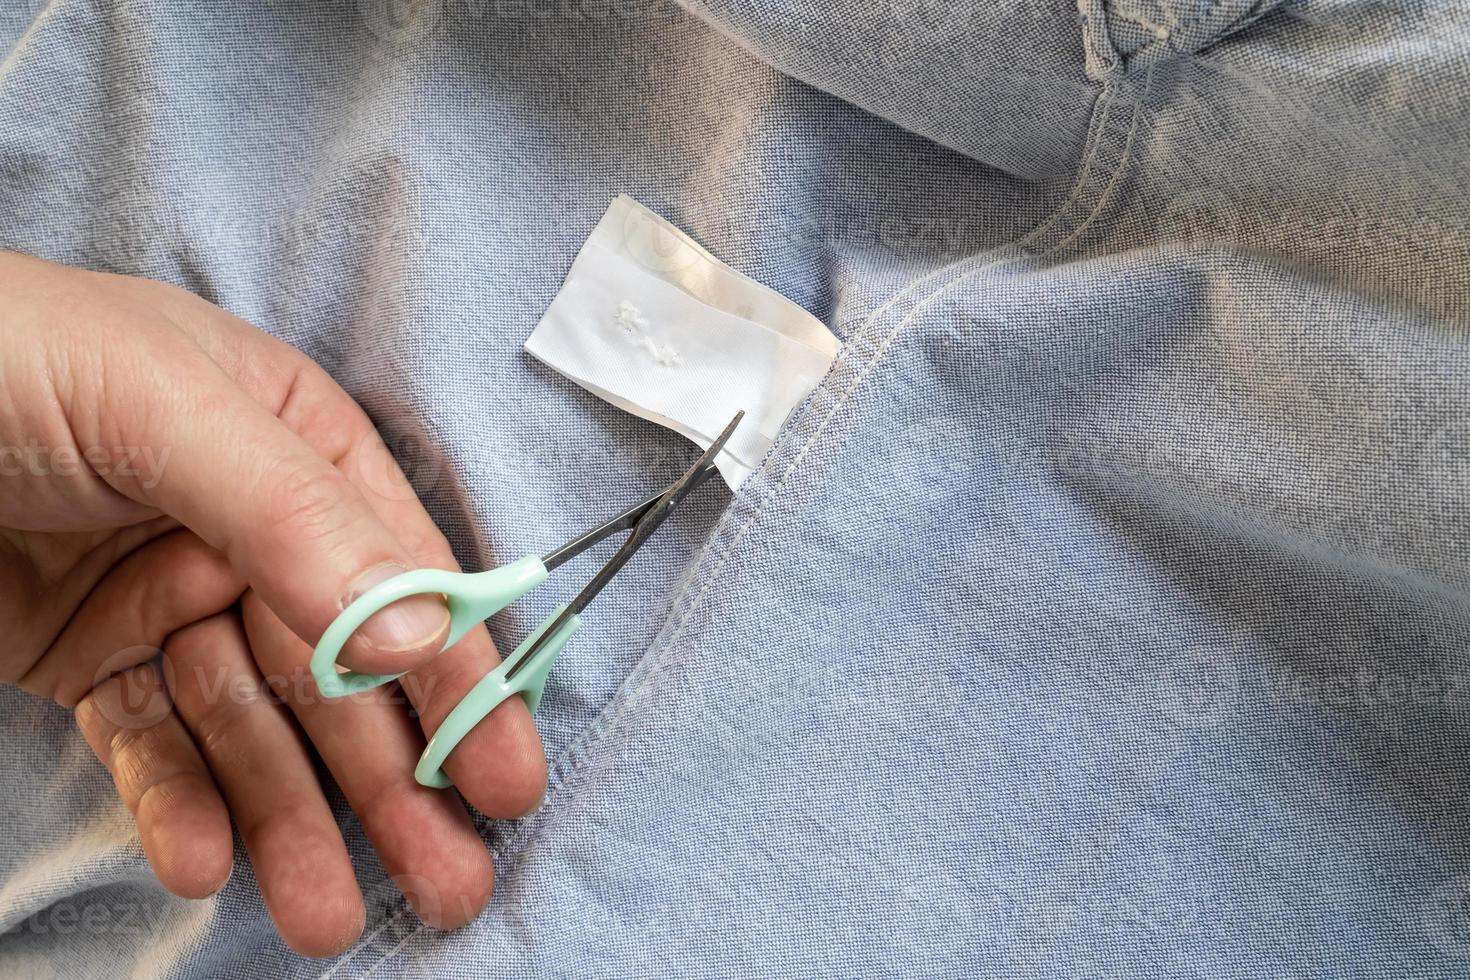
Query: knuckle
263 463 359 544
108 726 163 792
396 526 447 564
191 699 254 764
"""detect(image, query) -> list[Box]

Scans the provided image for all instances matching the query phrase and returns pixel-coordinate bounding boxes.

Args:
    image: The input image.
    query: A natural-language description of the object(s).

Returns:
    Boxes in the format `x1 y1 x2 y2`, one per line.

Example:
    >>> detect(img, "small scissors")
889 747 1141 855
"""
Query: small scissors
311 411 743 788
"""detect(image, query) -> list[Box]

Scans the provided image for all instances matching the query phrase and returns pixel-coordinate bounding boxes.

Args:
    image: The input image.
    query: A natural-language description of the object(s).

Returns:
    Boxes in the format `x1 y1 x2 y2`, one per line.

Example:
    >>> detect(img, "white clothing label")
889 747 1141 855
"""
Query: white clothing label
525 195 841 487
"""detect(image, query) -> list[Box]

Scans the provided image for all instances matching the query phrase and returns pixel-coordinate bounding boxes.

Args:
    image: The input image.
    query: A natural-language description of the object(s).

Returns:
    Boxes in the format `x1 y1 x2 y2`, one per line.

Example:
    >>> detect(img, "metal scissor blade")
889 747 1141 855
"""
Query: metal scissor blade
506 411 743 681
562 409 742 614
541 461 719 573
628 411 743 533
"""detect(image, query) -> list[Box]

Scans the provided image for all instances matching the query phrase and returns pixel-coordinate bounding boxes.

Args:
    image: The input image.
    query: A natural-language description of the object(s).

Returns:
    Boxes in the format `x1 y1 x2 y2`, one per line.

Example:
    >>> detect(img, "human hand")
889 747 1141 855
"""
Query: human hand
0 251 547 955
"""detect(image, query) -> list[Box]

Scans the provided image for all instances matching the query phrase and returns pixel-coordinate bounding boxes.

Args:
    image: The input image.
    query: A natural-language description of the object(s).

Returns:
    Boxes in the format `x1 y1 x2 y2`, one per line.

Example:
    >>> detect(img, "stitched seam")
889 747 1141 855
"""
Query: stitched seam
350 73 1147 977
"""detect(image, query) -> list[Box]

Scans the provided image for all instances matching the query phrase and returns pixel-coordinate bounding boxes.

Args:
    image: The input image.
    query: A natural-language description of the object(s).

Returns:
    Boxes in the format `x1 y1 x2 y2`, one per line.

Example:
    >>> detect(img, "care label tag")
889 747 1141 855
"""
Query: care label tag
525 195 840 487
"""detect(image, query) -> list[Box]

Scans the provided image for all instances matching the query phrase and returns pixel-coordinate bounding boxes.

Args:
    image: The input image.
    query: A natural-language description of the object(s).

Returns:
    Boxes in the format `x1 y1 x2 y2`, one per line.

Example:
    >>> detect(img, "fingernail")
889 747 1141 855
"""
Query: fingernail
346 564 450 654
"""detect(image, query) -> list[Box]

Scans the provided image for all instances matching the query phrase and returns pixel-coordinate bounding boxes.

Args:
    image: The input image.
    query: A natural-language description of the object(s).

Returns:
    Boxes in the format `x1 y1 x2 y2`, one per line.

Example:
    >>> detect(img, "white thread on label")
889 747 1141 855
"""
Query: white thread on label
612 300 680 368
526 196 840 487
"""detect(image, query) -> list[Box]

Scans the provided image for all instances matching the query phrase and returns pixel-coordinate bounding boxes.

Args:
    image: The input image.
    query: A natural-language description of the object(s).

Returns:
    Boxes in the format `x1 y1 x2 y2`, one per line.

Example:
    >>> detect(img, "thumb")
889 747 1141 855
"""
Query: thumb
99 346 450 678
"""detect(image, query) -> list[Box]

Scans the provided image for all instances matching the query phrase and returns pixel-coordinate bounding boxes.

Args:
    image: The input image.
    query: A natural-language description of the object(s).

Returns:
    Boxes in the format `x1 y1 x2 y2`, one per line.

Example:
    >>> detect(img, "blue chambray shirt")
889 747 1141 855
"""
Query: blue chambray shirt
2 0 1469 976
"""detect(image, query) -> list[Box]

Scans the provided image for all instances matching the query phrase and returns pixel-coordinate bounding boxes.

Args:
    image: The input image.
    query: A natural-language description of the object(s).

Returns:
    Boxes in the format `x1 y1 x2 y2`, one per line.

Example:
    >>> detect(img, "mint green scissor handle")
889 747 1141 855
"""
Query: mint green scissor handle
414 605 581 788
310 555 549 699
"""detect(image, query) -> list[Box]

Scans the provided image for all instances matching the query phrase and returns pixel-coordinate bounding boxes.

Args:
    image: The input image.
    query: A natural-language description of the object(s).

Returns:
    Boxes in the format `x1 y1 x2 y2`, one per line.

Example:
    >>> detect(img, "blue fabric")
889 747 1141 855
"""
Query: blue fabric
3 0 1470 975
